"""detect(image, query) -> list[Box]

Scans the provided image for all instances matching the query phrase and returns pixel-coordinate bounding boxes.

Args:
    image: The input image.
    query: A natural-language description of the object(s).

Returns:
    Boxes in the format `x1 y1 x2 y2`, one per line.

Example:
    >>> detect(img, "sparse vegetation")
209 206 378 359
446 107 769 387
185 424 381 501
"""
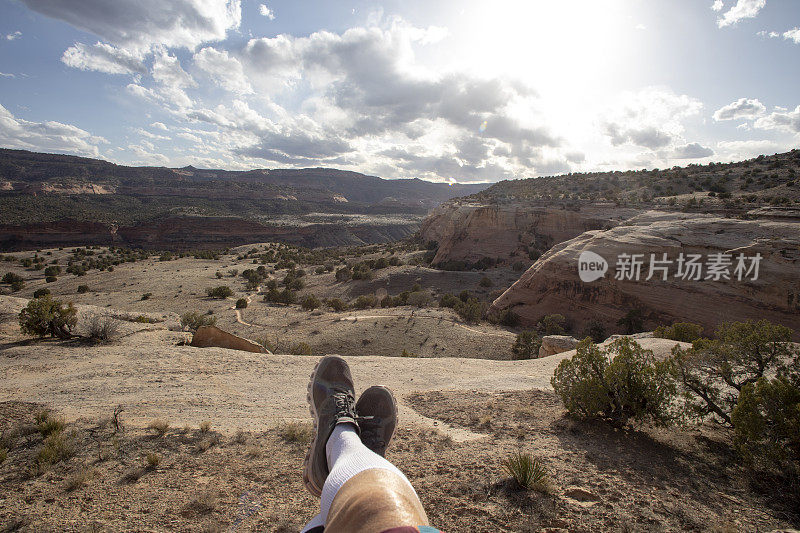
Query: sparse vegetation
502 451 549 491
85 313 120 343
78 285 90 294
301 295 321 311
180 311 216 332
654 322 704 343
205 286 233 299
290 342 312 355
512 331 541 359
235 298 248 309
552 338 677 428
19 296 77 339
277 421 312 445
147 419 169 437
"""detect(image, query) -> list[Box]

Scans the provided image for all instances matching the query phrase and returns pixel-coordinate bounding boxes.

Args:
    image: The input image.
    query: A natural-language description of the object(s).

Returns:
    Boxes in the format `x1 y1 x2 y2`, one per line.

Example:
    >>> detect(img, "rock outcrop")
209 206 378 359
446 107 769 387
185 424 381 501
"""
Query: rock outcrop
190 326 268 354
539 335 580 358
419 201 638 266
489 211 800 340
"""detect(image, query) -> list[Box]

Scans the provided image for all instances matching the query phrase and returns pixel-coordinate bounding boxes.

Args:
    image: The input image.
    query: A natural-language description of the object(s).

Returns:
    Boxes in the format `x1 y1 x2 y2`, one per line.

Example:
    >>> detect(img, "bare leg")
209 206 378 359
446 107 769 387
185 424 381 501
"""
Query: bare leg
325 469 429 533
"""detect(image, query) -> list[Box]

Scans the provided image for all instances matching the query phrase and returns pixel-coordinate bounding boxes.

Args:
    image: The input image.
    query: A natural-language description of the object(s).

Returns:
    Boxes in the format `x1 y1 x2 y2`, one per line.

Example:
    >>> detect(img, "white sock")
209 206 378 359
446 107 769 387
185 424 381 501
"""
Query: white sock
300 422 417 530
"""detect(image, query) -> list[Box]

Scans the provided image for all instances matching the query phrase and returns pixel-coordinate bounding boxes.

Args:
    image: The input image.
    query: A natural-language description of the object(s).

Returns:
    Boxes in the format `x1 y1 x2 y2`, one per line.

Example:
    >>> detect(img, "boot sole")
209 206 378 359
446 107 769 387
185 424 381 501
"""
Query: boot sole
303 358 324 497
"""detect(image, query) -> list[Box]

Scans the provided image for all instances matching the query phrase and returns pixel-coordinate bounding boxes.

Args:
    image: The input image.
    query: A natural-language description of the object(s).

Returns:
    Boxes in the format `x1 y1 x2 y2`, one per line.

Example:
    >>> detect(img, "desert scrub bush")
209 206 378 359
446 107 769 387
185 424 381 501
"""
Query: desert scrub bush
2 272 23 285
301 294 321 311
180 311 217 332
146 452 161 468
503 451 549 491
537 313 566 335
551 338 677 428
290 342 313 355
37 430 77 468
406 291 430 307
335 266 352 281
85 313 120 343
44 265 61 278
277 421 312 445
479 276 493 287
148 419 169 436
199 421 211 433
439 293 460 309
77 285 90 294
672 320 797 425
0 448 7 464
582 320 607 343
653 322 704 343
512 331 541 359
65 466 95 491
326 298 347 312
140 292 151 300
235 298 248 309
36 410 64 437
33 288 50 299
617 308 645 334
206 285 233 299
19 296 77 339
494 309 520 328
731 371 800 479
353 294 377 309
454 297 483 323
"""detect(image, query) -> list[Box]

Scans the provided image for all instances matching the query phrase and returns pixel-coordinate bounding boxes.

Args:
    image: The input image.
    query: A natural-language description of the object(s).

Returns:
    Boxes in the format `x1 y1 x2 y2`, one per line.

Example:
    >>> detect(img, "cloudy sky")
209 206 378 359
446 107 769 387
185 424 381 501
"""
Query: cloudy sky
0 0 798 182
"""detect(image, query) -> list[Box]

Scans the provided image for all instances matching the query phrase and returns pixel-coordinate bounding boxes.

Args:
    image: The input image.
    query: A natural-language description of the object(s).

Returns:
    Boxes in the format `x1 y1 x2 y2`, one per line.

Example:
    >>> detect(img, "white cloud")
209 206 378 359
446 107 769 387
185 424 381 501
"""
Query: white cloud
784 28 800 44
716 0 766 28
712 97 766 121
716 139 785 160
754 105 800 132
258 4 275 20
672 142 715 159
20 0 241 52
193 47 253 94
61 42 147 76
5 31 22 41
0 72 15 78
151 122 169 131
0 103 106 156
600 88 703 150
711 0 724 11
134 128 169 140
152 48 196 89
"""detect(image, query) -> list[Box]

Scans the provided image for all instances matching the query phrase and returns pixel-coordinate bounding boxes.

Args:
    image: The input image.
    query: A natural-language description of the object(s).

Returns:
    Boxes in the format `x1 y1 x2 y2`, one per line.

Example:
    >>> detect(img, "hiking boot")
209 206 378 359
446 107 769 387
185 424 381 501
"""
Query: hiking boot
303 355 359 497
356 385 397 457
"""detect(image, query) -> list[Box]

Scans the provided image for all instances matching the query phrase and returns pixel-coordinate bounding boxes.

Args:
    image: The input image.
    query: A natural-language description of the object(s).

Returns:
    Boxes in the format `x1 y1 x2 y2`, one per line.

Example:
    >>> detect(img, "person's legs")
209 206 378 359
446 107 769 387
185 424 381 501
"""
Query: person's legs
301 356 429 532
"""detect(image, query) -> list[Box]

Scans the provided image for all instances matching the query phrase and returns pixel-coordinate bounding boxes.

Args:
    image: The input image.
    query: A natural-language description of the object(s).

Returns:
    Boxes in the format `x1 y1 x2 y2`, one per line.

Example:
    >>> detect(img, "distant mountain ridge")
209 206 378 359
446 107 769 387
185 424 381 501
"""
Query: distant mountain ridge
0 148 485 225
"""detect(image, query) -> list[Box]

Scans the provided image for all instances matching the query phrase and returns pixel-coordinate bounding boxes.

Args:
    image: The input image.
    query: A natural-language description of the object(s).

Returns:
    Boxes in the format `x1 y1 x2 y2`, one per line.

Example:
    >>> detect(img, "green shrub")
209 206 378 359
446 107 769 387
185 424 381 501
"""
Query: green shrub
455 297 483 323
36 410 65 437
538 314 566 335
551 338 677 428
206 286 233 299
353 295 377 309
44 266 61 277
406 291 430 308
45 276 57 283
180 311 217 332
235 298 248 309
512 331 541 359
326 298 347 312
479 276 493 287
653 322 703 342
33 288 51 299
301 295 321 311
19 296 77 339
502 451 548 491
335 266 352 282
37 431 77 467
77 285 90 294
10 279 24 292
2 272 23 284
732 373 800 479
582 320 607 343
497 309 520 328
672 320 797 425
439 293 460 309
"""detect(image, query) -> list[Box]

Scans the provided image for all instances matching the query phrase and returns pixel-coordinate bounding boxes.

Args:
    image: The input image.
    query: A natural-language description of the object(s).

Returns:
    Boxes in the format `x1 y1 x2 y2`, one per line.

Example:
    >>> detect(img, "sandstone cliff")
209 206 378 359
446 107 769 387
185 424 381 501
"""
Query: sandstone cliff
489 211 800 339
419 201 638 266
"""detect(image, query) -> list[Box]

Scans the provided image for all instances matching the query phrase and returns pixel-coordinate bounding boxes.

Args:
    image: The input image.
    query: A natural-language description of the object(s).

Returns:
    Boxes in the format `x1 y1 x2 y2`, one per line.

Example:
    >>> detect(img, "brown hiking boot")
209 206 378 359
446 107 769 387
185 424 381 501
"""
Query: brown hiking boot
303 355 359 497
356 386 397 457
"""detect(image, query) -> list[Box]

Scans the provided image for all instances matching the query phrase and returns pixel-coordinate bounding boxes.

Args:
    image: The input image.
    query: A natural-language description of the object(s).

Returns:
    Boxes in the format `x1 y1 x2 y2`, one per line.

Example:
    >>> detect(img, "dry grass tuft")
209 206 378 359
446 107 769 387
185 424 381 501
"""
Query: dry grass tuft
277 421 313 445
65 466 95 491
199 421 211 433
146 452 161 468
148 419 169 437
502 451 549 492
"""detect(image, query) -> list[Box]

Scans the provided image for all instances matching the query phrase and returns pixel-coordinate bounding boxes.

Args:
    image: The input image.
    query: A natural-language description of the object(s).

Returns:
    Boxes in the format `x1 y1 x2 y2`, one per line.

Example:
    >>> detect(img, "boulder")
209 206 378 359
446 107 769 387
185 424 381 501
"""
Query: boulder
489 211 800 340
539 335 580 358
190 326 268 354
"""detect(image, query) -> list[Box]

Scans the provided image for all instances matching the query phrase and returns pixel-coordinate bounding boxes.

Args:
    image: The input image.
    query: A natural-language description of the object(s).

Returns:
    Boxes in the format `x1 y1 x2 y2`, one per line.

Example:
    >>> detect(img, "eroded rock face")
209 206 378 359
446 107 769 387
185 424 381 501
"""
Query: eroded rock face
190 326 267 354
489 211 800 340
419 201 637 266
539 335 580 358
